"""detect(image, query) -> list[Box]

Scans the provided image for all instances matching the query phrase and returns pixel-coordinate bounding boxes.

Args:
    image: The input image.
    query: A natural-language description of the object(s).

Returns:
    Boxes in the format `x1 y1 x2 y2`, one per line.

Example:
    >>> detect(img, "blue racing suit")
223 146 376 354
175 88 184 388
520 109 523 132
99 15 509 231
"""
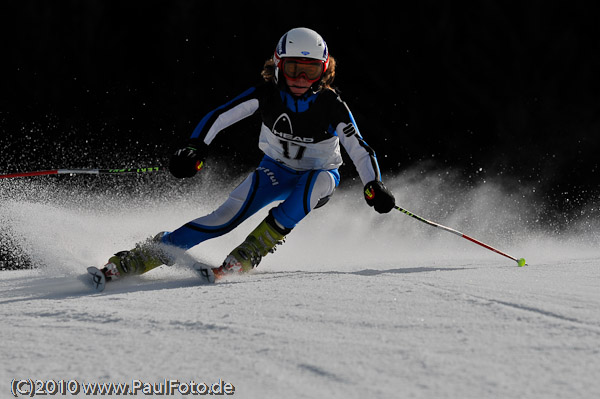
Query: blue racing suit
163 82 382 250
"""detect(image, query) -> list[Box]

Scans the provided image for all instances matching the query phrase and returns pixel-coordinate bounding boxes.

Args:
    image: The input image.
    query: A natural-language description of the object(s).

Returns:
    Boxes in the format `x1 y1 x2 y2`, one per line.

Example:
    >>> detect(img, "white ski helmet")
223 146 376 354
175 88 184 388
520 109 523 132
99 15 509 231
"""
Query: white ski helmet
273 27 329 82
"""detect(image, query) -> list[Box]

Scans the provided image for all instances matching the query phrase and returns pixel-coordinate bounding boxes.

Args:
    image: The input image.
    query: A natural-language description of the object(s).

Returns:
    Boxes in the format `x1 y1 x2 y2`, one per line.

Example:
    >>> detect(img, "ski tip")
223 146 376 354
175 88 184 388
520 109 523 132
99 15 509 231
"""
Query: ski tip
87 266 107 291
192 262 216 284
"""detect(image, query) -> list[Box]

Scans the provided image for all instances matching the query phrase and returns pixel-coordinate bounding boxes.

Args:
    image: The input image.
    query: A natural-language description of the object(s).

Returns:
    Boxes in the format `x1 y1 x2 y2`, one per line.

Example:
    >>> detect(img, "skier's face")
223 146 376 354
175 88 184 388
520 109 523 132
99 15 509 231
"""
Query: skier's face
286 77 311 96
281 57 323 96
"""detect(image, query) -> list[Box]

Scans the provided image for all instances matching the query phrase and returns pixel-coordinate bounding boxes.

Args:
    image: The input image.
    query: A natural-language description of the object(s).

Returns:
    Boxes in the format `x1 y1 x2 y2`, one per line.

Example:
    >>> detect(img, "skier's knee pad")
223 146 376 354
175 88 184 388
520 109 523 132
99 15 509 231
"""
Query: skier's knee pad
314 191 334 209
309 171 337 210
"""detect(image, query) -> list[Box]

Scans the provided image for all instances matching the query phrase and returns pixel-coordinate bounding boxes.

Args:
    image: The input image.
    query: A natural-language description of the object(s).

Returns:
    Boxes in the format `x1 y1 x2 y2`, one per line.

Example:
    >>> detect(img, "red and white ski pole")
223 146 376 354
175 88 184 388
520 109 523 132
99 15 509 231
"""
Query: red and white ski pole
394 206 527 266
0 166 163 179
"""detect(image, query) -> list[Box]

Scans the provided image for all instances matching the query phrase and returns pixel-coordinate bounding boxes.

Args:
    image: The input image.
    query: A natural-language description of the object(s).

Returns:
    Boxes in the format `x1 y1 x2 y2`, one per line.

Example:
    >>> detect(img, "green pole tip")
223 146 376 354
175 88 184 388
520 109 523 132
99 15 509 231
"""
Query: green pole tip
517 258 527 267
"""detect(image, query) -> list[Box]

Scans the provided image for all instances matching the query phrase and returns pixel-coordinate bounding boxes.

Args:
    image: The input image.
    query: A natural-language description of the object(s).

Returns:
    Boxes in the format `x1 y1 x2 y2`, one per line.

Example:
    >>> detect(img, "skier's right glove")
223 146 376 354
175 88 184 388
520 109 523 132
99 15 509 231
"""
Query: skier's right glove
169 139 206 179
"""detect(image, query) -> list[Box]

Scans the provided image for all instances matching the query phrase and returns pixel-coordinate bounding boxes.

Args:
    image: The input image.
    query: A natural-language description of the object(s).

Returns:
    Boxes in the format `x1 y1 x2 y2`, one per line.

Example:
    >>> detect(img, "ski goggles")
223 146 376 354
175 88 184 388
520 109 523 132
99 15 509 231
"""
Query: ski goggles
281 58 325 82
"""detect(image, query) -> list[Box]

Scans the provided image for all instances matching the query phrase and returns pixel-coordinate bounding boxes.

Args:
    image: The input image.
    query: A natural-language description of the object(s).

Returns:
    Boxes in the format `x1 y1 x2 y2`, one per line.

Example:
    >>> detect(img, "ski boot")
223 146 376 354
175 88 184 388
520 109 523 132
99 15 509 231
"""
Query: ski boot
215 212 290 278
98 232 174 281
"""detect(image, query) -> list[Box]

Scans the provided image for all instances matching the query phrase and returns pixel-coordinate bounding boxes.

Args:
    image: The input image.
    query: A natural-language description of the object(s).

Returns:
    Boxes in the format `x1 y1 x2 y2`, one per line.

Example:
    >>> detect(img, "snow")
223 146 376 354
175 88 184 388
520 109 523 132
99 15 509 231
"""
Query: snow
1 169 600 398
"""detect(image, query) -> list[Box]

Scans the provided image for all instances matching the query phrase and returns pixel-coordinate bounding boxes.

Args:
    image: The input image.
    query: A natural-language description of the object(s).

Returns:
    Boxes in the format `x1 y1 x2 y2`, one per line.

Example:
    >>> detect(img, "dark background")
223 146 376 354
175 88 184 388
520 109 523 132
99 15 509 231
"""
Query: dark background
2 0 599 210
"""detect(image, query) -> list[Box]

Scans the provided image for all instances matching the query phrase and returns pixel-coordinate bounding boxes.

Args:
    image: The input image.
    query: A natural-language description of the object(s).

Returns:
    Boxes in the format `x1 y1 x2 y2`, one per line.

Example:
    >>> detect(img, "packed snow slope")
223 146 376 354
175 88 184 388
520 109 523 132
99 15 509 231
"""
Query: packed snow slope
1 167 600 398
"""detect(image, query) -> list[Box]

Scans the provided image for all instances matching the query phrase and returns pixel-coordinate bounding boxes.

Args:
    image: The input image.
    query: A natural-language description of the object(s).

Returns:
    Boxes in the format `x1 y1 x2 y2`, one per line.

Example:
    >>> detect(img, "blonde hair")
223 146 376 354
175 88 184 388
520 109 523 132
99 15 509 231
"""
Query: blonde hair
261 56 337 91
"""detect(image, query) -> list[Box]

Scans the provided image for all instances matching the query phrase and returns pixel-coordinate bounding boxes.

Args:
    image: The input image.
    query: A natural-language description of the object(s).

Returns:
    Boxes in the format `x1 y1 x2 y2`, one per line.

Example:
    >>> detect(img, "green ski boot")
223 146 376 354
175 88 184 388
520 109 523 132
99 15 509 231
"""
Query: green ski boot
102 232 174 279
218 213 290 277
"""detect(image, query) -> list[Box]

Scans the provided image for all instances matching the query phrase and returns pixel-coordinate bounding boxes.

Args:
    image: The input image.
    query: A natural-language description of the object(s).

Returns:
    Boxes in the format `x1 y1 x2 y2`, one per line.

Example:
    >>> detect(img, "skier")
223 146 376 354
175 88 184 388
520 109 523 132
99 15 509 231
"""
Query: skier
91 27 396 286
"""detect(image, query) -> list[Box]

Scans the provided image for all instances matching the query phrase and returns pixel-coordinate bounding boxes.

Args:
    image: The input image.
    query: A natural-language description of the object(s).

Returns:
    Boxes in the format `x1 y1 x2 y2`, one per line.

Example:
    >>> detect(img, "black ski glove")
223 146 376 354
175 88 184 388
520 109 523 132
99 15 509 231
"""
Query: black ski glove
364 180 396 214
169 139 206 179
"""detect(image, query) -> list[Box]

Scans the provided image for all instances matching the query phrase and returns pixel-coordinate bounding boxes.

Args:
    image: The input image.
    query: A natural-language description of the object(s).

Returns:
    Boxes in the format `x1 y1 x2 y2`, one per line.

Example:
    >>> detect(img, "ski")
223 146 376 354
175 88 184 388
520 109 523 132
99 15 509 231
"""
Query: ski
86 262 217 292
87 266 107 292
192 262 217 284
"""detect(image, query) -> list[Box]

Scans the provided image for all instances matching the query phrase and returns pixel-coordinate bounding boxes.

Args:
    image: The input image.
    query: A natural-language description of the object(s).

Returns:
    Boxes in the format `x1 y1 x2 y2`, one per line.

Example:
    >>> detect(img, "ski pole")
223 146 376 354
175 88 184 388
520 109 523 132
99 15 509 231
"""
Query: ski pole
0 166 163 179
394 206 527 267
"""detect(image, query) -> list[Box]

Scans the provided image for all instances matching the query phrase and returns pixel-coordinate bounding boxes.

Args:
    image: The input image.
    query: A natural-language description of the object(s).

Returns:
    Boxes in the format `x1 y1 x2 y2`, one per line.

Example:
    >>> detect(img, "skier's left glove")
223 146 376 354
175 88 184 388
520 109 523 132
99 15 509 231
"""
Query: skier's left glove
169 139 206 179
364 180 396 214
